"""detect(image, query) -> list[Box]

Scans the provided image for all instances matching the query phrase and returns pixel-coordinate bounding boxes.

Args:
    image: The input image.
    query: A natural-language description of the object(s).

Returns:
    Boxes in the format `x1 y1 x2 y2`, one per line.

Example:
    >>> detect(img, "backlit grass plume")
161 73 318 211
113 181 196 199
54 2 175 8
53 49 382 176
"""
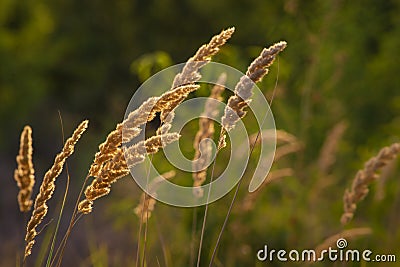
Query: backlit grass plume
134 170 176 223
79 132 180 214
341 142 400 224
14 125 35 212
221 41 287 133
89 84 199 179
192 74 226 197
172 27 234 88
87 28 233 180
24 120 88 259
82 84 198 214
88 97 158 178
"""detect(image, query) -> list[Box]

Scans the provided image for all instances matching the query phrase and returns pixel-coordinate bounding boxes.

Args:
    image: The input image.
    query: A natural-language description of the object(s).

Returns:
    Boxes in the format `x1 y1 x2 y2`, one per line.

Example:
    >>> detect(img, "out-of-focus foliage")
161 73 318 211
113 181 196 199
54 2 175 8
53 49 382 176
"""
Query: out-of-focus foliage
1 0 400 266
131 51 173 82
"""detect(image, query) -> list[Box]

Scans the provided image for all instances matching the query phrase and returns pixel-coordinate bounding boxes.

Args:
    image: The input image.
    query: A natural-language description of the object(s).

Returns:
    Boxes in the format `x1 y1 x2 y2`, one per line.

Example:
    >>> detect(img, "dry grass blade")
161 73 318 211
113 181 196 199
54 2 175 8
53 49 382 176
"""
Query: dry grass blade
83 82 197 215
207 41 287 266
247 129 302 161
79 149 129 214
78 133 180 214
24 120 88 259
375 160 396 201
249 129 298 145
341 143 400 224
192 74 226 198
237 129 300 156
125 133 180 166
241 168 293 211
153 84 200 123
274 142 303 162
89 97 159 177
134 171 176 223
89 27 234 182
89 84 198 179
239 130 300 211
221 41 287 133
14 125 35 212
172 27 234 88
313 227 372 261
318 121 348 174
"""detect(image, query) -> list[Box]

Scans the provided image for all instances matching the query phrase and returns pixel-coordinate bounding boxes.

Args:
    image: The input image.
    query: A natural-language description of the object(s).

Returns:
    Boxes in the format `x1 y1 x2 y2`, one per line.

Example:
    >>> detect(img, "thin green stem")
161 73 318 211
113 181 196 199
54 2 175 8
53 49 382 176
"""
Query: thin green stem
46 111 69 267
50 172 90 267
141 154 154 267
196 147 220 267
189 207 198 267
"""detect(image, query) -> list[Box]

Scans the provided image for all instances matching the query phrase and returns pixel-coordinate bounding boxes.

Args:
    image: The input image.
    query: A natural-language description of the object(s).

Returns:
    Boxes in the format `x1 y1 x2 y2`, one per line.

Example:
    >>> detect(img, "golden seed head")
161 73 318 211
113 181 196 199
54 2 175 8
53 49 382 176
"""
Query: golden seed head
14 125 35 212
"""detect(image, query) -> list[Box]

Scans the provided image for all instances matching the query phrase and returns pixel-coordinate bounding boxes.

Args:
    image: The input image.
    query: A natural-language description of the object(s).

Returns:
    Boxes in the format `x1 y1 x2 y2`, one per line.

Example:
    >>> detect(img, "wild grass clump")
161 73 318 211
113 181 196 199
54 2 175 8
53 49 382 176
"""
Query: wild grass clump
24 120 88 260
8 25 399 267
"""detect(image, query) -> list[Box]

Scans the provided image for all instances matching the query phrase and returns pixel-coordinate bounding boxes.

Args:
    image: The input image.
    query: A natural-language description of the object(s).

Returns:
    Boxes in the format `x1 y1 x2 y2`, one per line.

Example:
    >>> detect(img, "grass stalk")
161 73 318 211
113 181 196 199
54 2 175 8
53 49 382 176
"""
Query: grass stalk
45 112 70 267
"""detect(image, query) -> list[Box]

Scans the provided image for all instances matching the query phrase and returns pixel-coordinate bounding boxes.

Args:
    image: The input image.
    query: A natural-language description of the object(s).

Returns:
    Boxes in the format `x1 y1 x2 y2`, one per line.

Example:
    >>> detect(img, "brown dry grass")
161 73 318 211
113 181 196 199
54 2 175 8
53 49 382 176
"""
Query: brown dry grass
172 27 234 88
9 24 400 267
24 120 88 259
79 132 180 214
221 41 287 133
341 142 400 224
313 227 372 261
14 126 35 213
134 170 176 223
80 28 235 217
192 73 226 198
14 28 292 267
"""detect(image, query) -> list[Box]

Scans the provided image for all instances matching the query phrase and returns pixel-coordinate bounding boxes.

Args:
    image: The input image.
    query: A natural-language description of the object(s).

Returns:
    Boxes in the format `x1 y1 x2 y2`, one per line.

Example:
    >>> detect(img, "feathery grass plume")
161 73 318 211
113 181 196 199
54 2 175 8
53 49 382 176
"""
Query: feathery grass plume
156 109 175 136
89 97 159 177
192 74 226 198
237 129 302 161
14 126 35 212
221 41 287 134
157 27 233 134
375 159 396 201
341 143 400 225
79 148 129 214
274 142 303 162
134 171 176 223
89 84 198 178
241 168 293 211
89 28 234 175
318 121 348 174
83 83 196 214
250 129 298 145
151 84 200 122
125 133 180 166
171 27 234 89
78 132 180 214
313 227 372 261
238 130 299 211
24 120 88 259
88 27 232 179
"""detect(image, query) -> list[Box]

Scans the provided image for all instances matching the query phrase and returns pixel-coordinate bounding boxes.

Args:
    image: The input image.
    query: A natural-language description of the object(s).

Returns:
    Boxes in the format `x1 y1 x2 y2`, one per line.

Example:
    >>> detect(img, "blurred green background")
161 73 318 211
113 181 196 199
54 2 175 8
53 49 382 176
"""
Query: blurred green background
1 0 400 266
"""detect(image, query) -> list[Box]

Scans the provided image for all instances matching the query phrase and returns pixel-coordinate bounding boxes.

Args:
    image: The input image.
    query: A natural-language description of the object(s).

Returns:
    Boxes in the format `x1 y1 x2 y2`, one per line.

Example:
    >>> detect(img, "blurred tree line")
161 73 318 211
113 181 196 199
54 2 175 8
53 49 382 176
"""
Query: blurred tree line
1 0 399 162
0 0 400 159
